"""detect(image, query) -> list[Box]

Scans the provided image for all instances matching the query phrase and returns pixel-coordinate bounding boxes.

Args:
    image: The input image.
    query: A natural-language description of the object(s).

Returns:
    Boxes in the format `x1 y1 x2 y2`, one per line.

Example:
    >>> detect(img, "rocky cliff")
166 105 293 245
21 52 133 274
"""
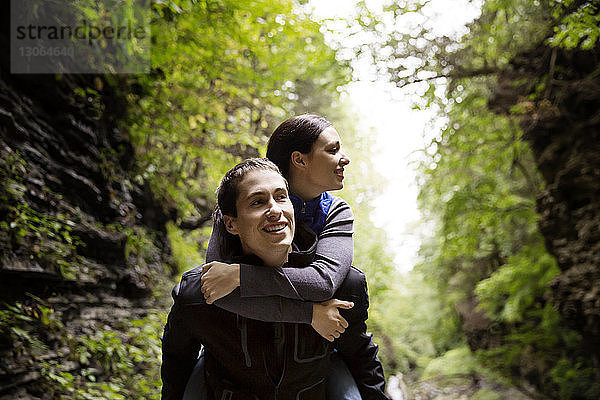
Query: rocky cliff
0 7 175 397
493 44 600 362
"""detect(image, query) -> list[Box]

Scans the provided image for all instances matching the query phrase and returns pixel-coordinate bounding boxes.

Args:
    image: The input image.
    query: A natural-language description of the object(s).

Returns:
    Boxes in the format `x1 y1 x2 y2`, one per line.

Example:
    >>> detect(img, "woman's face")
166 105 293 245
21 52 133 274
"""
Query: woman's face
224 169 294 266
304 127 350 194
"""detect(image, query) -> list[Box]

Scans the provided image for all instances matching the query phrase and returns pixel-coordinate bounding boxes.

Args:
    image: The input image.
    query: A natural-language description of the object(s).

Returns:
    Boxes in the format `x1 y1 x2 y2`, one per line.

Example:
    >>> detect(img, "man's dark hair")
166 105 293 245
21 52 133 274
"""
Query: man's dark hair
266 114 332 178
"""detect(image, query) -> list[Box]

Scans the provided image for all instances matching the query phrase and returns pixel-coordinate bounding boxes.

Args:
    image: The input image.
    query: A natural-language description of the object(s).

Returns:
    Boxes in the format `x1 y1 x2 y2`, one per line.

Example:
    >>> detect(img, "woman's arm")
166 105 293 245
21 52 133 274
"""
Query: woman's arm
202 197 353 320
239 197 354 301
212 287 313 323
213 289 352 341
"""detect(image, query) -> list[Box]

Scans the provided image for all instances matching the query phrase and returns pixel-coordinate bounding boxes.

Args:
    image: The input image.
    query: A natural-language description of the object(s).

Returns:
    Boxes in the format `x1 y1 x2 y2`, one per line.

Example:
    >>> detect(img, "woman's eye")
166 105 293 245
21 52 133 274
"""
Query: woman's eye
328 147 338 154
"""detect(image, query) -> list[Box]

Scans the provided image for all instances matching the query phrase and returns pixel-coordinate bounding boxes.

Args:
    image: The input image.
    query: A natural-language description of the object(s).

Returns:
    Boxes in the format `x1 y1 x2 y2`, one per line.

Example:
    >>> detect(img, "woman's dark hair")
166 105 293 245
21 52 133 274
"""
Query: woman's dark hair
214 158 285 258
266 114 333 178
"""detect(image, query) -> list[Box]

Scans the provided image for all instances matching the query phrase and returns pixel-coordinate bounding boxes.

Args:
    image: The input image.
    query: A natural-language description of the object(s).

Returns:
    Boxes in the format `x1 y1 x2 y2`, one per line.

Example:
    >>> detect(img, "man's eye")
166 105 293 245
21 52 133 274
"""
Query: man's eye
276 194 288 201
251 199 264 206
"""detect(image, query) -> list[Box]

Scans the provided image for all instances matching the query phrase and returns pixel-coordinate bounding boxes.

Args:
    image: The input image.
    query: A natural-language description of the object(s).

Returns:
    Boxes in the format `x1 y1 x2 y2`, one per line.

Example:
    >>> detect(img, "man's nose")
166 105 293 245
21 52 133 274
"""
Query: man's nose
266 198 282 218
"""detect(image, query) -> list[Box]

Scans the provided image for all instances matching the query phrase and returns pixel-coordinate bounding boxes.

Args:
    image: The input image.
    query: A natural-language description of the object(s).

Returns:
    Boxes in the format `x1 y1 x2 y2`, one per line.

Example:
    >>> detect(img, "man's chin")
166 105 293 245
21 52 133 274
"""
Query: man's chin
269 239 293 253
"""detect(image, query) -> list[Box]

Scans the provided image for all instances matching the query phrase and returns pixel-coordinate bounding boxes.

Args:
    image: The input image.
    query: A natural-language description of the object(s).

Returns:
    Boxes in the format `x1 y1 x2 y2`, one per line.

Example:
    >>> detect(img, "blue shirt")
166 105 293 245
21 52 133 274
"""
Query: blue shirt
290 192 333 235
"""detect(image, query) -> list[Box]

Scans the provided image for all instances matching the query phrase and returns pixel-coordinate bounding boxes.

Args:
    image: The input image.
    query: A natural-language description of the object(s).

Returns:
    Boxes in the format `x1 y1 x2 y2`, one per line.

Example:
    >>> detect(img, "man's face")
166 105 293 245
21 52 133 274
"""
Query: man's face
224 169 295 267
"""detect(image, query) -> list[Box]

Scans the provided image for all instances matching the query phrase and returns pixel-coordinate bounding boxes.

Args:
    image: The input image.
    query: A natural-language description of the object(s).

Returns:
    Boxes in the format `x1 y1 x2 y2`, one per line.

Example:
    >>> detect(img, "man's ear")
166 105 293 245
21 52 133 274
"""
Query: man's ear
223 215 239 235
290 151 308 170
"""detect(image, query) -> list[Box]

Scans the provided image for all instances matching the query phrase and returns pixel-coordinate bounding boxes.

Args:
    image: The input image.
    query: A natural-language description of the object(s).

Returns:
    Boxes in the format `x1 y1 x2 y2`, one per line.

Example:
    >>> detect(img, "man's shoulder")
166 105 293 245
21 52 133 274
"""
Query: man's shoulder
171 265 207 305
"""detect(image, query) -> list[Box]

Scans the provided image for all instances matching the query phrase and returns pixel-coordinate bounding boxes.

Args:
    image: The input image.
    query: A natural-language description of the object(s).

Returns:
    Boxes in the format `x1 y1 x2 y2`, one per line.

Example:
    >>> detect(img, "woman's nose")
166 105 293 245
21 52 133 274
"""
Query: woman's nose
340 149 350 165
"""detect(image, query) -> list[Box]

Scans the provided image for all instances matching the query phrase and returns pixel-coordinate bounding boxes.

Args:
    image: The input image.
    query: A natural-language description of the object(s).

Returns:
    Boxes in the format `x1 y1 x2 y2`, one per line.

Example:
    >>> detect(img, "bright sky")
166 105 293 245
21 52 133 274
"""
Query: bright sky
308 0 482 272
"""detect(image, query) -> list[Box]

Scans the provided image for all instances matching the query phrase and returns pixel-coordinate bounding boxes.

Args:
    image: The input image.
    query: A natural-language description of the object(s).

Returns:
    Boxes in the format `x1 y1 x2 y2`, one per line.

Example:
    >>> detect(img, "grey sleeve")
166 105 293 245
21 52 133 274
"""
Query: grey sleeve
240 197 354 302
213 287 313 323
204 219 313 324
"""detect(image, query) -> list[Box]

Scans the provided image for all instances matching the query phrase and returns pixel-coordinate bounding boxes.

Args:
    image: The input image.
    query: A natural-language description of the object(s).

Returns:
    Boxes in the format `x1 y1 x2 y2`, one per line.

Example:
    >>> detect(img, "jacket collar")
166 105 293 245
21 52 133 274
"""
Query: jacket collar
290 192 333 236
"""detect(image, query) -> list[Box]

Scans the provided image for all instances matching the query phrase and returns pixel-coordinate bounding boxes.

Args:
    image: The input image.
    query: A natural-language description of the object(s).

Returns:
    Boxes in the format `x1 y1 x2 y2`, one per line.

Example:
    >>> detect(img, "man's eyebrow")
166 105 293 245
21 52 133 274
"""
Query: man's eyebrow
245 190 266 199
245 187 287 199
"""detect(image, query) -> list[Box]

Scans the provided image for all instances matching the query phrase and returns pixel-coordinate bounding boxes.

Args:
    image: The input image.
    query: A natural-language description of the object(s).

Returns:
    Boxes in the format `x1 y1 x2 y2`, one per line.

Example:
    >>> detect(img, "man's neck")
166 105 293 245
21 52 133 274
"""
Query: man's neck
242 246 290 268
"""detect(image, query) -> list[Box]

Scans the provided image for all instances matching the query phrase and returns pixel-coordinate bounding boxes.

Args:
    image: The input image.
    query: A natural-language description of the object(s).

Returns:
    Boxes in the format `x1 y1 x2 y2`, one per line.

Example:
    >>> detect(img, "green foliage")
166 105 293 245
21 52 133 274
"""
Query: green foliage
126 0 349 223
1 296 165 399
549 2 600 50
422 346 481 379
551 359 600 400
36 312 166 400
0 150 83 280
370 270 463 374
351 0 600 396
166 221 205 274
475 242 559 323
472 389 502 400
69 314 165 400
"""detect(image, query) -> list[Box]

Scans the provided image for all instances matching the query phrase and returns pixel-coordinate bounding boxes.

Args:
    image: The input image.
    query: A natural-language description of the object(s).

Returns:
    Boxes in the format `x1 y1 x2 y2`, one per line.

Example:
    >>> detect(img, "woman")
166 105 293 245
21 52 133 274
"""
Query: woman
199 115 387 399
162 158 354 399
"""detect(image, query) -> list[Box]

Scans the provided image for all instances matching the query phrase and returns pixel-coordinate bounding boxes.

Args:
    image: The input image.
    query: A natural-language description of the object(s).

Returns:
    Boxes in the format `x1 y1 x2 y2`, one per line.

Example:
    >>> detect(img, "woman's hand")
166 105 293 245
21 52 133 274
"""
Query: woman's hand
201 262 241 304
311 299 353 342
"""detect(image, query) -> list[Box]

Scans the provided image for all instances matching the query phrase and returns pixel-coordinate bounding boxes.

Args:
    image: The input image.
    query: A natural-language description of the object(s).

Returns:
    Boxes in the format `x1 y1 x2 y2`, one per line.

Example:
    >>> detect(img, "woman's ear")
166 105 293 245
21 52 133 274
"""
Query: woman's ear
222 215 239 235
290 151 307 170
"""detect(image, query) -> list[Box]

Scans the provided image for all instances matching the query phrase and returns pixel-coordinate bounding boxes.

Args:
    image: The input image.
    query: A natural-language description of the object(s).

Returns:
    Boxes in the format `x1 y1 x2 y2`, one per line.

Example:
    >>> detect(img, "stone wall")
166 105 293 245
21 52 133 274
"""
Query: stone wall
0 7 174 396
494 44 600 360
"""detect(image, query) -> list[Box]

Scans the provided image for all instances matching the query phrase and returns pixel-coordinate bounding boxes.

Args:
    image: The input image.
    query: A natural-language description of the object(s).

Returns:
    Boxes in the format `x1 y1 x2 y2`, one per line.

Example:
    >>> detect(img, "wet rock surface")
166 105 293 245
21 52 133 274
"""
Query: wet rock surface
511 46 600 358
0 20 174 397
387 373 535 400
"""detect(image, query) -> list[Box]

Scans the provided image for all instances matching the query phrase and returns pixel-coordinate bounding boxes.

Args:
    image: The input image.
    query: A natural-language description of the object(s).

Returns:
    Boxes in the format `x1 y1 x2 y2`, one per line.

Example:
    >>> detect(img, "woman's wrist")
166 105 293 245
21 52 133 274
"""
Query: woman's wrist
233 263 241 287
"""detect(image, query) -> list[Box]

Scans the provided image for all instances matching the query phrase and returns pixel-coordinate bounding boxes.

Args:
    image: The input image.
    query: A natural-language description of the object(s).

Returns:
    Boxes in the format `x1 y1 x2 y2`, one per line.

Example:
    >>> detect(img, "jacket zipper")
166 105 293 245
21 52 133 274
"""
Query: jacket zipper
237 315 251 367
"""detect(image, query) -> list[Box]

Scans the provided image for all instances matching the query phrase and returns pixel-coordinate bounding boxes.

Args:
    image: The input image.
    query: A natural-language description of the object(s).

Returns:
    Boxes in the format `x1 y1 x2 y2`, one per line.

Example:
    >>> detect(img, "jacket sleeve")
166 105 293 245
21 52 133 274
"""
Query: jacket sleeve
161 288 204 400
239 197 354 301
213 288 312 323
205 221 313 323
334 267 389 400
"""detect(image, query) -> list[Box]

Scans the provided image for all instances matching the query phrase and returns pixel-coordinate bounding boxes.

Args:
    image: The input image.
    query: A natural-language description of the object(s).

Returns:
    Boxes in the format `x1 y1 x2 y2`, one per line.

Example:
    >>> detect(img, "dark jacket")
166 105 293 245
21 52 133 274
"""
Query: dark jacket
162 281 332 400
161 224 388 400
161 227 333 400
333 266 388 399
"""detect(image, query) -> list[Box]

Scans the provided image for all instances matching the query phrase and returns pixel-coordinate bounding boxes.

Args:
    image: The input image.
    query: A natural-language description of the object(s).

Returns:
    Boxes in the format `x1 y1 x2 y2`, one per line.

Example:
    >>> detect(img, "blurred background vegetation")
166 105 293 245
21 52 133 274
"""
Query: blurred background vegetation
1 0 599 399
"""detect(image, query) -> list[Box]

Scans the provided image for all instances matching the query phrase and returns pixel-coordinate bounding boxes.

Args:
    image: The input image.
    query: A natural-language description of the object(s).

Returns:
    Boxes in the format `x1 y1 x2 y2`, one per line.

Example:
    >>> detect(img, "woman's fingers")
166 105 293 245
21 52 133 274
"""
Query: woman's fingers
201 263 215 301
338 316 349 329
330 299 354 309
202 262 214 273
310 300 354 341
